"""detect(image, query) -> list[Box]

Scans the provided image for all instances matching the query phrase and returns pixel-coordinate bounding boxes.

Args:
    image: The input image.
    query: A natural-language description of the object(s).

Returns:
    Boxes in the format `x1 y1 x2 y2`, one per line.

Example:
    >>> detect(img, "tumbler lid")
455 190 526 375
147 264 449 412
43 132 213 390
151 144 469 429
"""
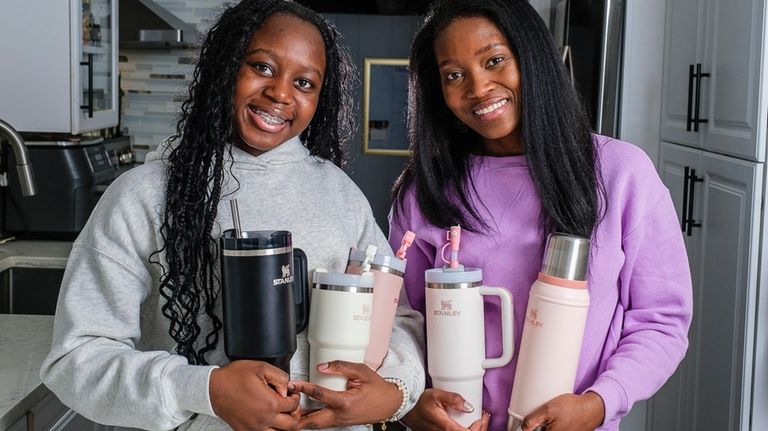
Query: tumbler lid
425 267 482 288
541 233 590 281
348 249 407 273
221 229 292 250
313 270 374 291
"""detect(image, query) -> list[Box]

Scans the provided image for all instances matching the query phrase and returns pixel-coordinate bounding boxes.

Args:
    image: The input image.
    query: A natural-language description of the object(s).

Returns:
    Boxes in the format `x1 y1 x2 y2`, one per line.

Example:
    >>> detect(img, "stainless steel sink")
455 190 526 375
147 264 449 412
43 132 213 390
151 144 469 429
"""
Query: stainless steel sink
0 267 65 315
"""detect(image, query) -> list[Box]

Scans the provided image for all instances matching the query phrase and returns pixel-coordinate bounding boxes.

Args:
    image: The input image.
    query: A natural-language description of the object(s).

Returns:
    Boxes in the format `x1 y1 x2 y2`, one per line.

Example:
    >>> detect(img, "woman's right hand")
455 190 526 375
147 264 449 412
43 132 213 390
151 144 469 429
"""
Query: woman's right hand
209 360 300 431
401 388 490 431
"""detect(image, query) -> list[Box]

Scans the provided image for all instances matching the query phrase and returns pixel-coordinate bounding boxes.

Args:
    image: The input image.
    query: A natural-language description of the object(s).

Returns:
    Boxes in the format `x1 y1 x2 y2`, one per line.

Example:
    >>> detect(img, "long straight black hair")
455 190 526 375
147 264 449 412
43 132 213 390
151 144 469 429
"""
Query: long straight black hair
149 0 356 365
392 0 605 238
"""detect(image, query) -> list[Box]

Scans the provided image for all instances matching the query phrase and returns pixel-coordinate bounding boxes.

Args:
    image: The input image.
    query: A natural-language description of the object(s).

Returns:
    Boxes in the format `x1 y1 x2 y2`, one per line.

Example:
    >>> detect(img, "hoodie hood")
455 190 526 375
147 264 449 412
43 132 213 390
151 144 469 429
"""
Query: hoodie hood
143 135 310 169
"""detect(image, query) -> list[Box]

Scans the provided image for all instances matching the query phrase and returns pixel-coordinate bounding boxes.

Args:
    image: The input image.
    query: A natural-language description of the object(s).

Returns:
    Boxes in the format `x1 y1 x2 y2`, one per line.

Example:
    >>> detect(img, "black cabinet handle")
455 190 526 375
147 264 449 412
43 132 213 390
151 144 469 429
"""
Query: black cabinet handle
693 63 710 131
79 53 94 118
681 166 690 232
685 168 703 236
686 65 695 132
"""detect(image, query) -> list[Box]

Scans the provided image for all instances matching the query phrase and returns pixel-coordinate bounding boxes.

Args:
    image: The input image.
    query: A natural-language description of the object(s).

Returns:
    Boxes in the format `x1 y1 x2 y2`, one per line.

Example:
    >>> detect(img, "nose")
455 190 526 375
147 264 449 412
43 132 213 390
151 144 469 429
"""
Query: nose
264 76 292 104
465 71 493 99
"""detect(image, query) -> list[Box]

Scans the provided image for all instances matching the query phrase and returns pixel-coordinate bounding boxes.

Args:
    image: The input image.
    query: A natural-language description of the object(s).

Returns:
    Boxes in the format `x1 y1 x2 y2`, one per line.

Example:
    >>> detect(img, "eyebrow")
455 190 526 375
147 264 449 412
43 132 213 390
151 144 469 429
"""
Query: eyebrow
243 47 323 78
437 42 507 68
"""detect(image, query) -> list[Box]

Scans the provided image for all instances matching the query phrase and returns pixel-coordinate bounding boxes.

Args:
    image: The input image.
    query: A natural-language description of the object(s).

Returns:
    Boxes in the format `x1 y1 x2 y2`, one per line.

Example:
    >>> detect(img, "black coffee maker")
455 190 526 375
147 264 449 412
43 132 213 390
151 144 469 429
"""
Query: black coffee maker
219 229 309 374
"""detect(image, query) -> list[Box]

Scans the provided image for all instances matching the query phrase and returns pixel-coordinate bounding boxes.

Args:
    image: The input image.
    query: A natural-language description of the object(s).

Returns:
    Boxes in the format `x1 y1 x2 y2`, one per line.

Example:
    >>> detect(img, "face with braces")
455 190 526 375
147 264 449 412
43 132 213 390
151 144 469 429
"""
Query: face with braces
232 13 326 156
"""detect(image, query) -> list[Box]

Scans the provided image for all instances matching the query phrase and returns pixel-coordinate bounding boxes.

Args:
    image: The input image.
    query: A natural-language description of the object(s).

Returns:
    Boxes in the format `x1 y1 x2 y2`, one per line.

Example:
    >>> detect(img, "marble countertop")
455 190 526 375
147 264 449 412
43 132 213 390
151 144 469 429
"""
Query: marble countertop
0 314 55 429
0 240 71 272
0 240 71 429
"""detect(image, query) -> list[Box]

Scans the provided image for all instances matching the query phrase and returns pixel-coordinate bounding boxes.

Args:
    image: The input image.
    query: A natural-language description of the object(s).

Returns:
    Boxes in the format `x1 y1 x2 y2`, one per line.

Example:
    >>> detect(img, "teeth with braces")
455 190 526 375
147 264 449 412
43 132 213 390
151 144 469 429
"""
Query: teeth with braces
254 108 286 125
474 99 508 115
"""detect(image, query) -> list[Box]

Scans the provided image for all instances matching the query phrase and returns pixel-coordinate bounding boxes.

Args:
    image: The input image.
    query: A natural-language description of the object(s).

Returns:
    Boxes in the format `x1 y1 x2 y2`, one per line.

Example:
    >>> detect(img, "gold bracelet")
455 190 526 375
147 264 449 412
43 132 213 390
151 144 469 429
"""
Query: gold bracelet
381 377 408 429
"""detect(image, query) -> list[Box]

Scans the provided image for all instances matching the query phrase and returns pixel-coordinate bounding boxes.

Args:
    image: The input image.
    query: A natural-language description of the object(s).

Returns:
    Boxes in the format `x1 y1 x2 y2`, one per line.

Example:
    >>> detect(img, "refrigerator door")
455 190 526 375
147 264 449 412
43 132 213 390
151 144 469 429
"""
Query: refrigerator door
532 0 624 137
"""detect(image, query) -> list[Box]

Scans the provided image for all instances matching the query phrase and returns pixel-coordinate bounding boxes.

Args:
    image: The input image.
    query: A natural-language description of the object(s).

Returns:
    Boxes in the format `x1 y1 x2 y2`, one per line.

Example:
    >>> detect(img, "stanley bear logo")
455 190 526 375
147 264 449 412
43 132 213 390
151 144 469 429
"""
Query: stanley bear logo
526 308 544 328
354 303 372 321
434 299 461 317
273 265 294 286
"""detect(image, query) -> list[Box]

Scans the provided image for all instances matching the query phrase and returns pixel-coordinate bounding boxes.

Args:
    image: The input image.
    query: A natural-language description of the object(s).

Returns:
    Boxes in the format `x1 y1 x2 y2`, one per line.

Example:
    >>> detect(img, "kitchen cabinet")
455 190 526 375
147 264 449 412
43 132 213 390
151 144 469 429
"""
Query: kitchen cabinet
659 0 766 161
653 142 763 431
0 0 119 134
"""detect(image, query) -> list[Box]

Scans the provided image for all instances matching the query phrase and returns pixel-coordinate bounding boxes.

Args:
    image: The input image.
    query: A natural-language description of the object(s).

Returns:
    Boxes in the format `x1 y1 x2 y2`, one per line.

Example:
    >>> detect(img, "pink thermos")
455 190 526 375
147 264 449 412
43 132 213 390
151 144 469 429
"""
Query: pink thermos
507 233 591 430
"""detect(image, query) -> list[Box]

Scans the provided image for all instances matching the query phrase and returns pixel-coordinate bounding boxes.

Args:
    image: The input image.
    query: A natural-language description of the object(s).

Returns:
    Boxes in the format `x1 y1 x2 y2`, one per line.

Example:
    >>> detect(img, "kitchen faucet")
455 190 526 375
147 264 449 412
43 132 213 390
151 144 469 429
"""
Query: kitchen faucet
0 118 36 196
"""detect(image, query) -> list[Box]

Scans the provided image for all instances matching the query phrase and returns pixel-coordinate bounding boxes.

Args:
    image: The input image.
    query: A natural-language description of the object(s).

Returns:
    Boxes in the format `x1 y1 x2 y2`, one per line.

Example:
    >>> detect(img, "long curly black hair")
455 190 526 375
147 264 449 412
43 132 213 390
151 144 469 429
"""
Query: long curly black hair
149 0 357 365
392 0 605 238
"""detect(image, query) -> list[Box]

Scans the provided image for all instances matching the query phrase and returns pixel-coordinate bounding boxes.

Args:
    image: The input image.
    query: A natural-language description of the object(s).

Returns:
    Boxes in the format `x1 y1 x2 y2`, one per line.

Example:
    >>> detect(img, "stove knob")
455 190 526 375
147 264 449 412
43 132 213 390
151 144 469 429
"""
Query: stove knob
118 151 134 165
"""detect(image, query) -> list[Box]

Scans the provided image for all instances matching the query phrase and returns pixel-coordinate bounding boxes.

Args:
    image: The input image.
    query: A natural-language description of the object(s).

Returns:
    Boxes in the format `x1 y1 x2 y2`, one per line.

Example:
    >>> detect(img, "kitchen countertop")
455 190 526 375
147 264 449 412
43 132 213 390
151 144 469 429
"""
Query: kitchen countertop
0 240 71 429
0 240 71 272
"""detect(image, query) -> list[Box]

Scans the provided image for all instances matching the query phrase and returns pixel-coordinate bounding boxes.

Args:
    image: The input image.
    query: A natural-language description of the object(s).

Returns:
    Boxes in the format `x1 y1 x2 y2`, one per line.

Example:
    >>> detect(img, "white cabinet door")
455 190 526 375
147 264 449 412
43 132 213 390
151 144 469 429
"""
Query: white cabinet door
689 152 762 431
654 143 762 431
699 0 766 161
659 0 704 147
0 0 118 134
650 142 701 431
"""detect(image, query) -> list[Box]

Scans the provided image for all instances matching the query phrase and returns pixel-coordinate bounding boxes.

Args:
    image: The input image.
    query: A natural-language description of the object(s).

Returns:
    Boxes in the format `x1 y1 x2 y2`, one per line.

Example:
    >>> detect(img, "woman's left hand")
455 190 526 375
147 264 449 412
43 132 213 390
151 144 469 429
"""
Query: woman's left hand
290 361 403 429
520 392 605 431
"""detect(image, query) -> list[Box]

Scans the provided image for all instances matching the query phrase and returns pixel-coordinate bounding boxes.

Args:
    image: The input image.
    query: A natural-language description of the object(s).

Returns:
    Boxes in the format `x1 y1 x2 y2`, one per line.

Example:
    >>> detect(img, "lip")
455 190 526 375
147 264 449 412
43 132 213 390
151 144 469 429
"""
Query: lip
247 105 291 133
472 97 509 121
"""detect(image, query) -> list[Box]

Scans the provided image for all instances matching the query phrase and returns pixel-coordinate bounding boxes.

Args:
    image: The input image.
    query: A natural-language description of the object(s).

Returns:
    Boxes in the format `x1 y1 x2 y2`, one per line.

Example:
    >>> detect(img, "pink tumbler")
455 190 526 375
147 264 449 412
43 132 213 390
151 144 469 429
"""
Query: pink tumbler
346 249 407 370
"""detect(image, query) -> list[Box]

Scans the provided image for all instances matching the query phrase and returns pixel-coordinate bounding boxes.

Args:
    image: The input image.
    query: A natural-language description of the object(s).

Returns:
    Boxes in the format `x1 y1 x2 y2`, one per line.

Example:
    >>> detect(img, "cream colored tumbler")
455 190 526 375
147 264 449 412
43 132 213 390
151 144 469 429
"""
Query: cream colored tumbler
507 234 591 430
426 267 514 427
308 270 374 391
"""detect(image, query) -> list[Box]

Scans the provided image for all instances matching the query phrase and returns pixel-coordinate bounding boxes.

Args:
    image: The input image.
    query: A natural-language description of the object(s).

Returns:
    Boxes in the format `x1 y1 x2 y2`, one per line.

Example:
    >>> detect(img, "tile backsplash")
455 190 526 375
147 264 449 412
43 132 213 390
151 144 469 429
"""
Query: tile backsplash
119 1 222 161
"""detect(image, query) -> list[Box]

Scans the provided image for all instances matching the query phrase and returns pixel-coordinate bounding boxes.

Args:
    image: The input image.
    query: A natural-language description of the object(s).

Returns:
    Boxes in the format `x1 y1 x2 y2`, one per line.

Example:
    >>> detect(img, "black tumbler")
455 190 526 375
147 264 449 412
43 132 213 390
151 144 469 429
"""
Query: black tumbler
219 229 309 374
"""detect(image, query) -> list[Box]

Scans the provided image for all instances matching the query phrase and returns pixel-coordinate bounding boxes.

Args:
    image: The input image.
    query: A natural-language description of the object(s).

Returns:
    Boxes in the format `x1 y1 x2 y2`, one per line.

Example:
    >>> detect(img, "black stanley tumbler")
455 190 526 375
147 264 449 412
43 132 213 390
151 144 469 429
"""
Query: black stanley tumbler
219 229 309 374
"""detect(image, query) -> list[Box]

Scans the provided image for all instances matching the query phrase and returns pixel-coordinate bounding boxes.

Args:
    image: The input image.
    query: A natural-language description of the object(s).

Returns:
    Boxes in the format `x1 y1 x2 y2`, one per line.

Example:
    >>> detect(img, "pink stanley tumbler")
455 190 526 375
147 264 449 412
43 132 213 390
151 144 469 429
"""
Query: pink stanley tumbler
507 233 591 430
346 248 407 370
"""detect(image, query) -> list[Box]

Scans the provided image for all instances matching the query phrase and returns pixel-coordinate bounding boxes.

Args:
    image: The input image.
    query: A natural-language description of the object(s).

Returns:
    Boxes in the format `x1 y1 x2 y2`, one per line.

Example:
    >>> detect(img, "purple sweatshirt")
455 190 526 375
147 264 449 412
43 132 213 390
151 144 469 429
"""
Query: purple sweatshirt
388 136 692 430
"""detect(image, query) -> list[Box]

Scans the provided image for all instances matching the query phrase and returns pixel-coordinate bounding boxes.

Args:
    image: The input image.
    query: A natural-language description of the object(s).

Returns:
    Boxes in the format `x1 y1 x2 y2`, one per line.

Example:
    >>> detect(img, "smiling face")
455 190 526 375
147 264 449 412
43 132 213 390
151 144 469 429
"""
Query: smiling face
232 13 326 156
434 16 523 156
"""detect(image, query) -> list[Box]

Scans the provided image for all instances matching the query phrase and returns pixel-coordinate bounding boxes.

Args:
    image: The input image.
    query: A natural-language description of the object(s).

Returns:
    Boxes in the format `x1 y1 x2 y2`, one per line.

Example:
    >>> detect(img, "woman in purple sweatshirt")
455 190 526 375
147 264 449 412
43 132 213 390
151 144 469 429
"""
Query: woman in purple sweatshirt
388 0 693 430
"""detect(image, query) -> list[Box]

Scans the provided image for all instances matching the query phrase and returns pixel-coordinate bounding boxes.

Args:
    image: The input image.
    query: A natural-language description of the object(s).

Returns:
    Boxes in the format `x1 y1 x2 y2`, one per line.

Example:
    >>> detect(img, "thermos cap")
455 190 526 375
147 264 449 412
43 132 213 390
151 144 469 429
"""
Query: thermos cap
348 249 407 273
425 267 482 288
541 233 590 281
313 271 374 291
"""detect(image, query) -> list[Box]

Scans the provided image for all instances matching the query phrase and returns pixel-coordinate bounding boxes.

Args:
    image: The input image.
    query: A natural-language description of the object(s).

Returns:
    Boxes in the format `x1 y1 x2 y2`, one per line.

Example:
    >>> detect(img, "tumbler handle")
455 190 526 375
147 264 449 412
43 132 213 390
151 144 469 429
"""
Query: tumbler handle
293 248 309 333
479 286 514 369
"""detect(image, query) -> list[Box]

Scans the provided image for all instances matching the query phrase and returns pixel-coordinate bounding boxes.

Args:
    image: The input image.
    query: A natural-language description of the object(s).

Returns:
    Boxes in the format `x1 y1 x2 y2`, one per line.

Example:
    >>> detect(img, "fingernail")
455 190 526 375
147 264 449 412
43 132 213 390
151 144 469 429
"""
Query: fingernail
318 362 329 371
288 383 295 391
463 400 475 412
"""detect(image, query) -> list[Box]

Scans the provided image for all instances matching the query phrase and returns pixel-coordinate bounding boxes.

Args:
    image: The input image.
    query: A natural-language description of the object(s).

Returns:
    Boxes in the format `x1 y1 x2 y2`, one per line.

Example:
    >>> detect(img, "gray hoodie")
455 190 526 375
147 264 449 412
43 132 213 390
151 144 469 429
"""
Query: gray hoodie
40 136 425 430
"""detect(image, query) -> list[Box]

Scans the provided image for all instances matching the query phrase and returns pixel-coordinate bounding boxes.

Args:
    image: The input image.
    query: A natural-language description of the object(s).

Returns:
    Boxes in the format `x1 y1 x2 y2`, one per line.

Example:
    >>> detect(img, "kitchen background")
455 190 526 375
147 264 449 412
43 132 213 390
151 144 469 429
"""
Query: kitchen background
0 0 767 430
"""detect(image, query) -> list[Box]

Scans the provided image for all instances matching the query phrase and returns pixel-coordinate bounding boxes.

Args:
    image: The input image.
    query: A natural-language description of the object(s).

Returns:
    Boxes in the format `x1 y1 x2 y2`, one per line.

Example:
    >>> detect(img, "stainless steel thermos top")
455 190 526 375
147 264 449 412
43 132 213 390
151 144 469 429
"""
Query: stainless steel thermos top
540 233 590 281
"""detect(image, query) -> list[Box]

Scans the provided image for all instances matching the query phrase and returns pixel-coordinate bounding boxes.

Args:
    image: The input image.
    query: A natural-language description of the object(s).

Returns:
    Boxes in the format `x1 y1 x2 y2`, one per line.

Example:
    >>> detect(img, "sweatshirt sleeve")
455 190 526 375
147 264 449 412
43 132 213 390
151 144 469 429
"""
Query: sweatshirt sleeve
585 191 693 423
39 167 217 430
352 189 426 419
